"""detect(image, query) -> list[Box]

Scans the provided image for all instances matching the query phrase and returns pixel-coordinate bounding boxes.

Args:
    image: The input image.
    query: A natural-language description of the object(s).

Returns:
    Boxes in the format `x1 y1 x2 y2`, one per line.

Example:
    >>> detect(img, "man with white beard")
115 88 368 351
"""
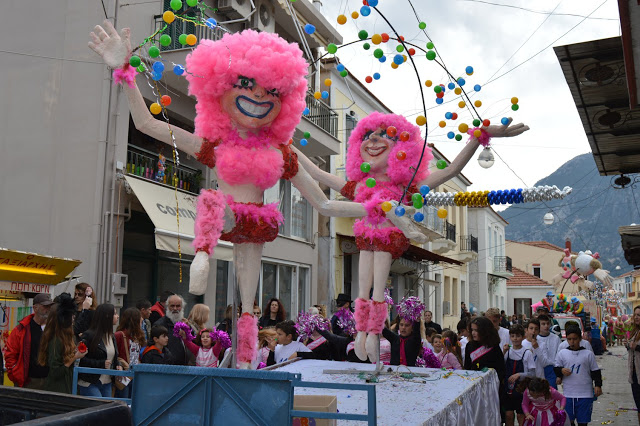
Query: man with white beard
153 294 189 365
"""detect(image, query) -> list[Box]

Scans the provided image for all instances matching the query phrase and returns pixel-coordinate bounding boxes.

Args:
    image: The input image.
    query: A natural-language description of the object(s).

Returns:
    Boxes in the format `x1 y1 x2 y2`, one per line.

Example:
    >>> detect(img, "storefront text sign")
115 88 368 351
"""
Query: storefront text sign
0 281 52 294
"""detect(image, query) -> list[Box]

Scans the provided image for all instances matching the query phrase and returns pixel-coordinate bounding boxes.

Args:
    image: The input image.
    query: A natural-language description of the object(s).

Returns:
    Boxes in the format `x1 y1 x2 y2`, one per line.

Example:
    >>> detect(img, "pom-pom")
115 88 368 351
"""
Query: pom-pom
210 328 232 349
334 307 357 336
467 127 492 147
113 64 137 89
396 296 425 322
416 345 441 369
384 288 394 306
173 322 196 340
295 312 330 340
257 362 267 370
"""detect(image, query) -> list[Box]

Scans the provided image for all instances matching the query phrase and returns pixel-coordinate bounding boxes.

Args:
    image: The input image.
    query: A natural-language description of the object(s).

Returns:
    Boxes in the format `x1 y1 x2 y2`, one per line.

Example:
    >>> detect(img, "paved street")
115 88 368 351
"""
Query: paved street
589 345 638 425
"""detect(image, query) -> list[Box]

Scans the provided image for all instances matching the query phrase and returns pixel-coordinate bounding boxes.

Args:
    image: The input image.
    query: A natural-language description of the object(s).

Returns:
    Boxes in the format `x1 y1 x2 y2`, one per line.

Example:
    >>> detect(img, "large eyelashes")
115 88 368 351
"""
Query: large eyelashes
362 130 398 142
267 88 280 98
233 76 255 90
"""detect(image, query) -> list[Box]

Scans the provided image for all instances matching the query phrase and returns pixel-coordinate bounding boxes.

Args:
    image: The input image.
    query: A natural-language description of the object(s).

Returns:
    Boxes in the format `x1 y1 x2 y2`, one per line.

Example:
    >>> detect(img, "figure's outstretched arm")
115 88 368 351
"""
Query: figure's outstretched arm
291 146 346 191
419 118 529 189
89 20 202 157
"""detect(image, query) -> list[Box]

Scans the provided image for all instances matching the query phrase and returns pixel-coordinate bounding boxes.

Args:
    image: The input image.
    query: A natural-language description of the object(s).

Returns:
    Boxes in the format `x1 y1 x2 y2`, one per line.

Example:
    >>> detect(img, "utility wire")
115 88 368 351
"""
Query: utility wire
457 0 618 20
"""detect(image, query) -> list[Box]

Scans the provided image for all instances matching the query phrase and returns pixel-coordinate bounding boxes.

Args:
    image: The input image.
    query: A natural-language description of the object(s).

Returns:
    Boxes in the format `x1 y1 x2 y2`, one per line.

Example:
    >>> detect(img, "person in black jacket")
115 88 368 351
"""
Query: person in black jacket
140 326 172 364
73 283 97 338
153 294 189 365
330 294 352 336
382 318 422 366
77 303 122 397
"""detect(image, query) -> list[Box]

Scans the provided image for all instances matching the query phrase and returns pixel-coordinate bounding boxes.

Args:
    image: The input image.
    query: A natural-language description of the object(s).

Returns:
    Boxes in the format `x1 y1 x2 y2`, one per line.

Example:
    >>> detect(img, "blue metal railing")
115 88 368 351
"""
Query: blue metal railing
72 366 134 405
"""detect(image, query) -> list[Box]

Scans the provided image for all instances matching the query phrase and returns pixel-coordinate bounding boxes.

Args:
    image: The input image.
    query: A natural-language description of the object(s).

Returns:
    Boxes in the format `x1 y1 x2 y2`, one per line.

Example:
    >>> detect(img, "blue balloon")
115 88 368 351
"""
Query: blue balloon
151 71 162 81
420 185 430 195
435 98 443 104
300 138 308 146
379 56 387 63
303 107 310 116
373 72 380 80
457 77 466 86
414 212 424 222
447 82 455 90
496 190 503 196
394 206 405 217
368 0 378 6
393 54 404 65
447 131 455 139
304 24 316 34
465 66 474 74
337 64 345 72
445 112 452 119
206 17 217 28
501 117 509 125
360 5 371 16
474 84 481 92
152 61 165 73
173 64 185 75
321 91 329 99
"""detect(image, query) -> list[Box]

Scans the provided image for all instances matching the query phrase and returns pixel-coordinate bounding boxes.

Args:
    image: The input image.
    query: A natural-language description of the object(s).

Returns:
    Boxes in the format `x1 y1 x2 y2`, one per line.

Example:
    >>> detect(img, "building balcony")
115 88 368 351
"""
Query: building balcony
431 221 457 254
457 235 479 262
628 291 638 302
412 206 445 241
492 256 514 278
293 92 341 156
126 145 202 195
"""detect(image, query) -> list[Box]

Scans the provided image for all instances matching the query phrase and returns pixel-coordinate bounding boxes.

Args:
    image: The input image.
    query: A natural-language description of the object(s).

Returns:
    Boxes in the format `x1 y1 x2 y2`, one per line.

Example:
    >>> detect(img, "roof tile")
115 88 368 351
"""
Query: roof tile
507 266 552 287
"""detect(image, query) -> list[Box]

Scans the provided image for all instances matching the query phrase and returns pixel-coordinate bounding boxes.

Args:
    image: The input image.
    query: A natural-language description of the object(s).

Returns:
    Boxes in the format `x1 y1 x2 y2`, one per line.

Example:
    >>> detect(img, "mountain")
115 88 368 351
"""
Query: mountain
501 153 638 275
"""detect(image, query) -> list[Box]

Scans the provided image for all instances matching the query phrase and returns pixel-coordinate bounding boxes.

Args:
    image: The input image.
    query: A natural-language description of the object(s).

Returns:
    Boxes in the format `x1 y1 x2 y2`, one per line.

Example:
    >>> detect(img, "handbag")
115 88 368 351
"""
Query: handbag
114 332 131 390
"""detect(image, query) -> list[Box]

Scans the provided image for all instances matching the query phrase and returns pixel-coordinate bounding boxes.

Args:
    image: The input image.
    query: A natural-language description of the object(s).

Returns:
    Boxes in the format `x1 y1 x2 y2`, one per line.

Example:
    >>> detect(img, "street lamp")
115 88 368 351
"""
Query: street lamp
477 147 494 169
543 212 554 225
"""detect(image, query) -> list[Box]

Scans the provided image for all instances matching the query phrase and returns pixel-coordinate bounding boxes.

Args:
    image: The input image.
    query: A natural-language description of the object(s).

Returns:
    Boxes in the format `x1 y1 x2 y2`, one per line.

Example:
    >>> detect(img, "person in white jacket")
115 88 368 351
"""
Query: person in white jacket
535 314 562 389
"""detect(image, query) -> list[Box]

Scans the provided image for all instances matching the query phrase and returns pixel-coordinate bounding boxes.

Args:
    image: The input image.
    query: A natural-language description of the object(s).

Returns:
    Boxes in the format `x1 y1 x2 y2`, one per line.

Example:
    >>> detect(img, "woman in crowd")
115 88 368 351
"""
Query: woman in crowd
259 298 286 329
216 304 234 336
114 307 146 398
77 303 122 397
464 316 505 385
73 282 98 337
627 305 640 424
38 293 86 394
187 304 210 337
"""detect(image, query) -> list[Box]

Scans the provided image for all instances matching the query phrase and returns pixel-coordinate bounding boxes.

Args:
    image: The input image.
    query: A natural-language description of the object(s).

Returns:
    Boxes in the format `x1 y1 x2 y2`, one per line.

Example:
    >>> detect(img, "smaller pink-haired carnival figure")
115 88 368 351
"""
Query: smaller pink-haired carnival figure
89 22 416 368
297 112 528 363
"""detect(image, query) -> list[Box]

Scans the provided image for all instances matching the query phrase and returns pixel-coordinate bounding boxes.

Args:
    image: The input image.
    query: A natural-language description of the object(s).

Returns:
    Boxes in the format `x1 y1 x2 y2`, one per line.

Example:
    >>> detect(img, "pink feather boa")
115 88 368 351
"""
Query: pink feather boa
216 142 284 190
236 313 258 363
354 298 370 332
467 127 492 147
367 301 387 334
226 195 284 225
113 64 137 89
353 221 400 245
193 189 226 255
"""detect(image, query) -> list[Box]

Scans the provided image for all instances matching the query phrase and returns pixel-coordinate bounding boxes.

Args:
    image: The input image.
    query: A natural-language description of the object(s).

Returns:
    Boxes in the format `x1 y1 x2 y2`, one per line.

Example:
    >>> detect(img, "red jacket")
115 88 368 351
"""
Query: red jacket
149 302 165 324
4 314 35 387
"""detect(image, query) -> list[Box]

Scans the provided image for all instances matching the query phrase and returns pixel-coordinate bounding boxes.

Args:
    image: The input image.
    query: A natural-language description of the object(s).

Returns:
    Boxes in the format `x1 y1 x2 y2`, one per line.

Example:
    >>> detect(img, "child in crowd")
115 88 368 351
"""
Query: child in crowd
536 314 562 389
422 327 437 352
554 326 603 426
557 321 593 353
519 377 568 426
432 334 462 370
140 326 172 364
464 317 506 384
256 328 277 367
522 319 548 379
442 330 464 369
181 328 224 368
303 329 332 360
503 325 536 426
268 320 312 365
457 319 469 361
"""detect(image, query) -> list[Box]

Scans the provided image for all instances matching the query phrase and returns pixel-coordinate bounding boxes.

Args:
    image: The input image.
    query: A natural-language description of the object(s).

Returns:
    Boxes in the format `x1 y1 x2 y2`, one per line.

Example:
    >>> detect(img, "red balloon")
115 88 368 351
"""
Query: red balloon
363 0 368 4
483 119 491 127
408 48 416 56
365 76 373 83
161 95 172 106
396 151 407 160
399 131 410 141
436 92 444 99
386 126 397 137
381 33 390 43
451 112 458 120
399 35 405 41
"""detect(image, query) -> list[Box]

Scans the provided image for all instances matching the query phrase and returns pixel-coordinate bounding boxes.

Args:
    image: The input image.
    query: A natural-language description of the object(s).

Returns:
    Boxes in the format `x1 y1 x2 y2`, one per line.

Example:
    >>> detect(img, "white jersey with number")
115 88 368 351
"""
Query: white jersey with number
521 339 549 378
537 333 561 366
558 339 592 353
554 347 600 398
274 341 311 364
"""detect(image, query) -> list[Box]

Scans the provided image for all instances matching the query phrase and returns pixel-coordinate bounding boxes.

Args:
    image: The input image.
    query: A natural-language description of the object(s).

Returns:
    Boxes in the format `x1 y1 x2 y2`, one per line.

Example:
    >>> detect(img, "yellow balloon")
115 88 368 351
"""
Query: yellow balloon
150 102 162 115
473 129 482 138
391 62 399 69
511 97 519 104
163 11 175 24
437 208 448 219
314 91 322 99
458 123 469 133
458 101 466 108
337 14 347 25
439 120 446 128
186 34 197 46
381 201 392 212
324 79 332 87
454 87 462 95
425 80 432 87
351 11 359 19
402 55 407 62
371 34 382 45
474 100 482 107
416 115 427 126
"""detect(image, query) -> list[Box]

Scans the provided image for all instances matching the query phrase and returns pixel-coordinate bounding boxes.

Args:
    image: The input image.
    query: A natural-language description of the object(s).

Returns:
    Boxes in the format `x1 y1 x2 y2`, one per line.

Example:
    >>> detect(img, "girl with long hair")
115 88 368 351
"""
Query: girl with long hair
464 317 506 382
73 282 97 337
114 307 146 398
259 298 286 329
38 293 86 394
518 377 568 426
187 304 210 337
77 303 122 397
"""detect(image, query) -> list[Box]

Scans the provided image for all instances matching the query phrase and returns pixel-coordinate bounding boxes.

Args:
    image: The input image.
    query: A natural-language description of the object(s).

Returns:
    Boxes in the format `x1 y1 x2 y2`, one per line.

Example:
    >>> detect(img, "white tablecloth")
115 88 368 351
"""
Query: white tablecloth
276 360 500 426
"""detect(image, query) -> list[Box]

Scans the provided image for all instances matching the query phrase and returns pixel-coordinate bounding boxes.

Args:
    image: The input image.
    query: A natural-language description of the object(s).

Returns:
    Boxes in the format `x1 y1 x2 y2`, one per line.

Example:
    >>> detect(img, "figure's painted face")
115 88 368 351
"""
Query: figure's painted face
220 76 282 131
360 127 397 174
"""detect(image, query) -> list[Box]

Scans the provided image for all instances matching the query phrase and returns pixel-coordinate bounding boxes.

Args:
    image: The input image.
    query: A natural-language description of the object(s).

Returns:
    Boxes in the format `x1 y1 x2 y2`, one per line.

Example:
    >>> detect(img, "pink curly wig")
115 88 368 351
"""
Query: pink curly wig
345 112 433 186
185 30 309 145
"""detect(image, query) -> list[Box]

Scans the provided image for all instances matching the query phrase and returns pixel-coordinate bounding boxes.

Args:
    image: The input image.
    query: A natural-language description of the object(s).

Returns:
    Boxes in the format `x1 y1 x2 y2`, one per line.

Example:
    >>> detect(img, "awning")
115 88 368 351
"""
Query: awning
125 176 233 261
0 248 81 286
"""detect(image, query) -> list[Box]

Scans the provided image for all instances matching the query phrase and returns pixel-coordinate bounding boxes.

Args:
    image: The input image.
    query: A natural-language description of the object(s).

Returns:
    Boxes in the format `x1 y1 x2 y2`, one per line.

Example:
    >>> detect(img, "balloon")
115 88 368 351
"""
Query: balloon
381 201 392 212
129 56 141 68
173 64 185 75
386 126 397 137
420 185 430 195
304 24 316 34
416 115 427 126
149 46 160 58
437 208 448 219
327 44 338 54
161 95 171 106
399 131 410 141
366 177 376 188
394 206 405 217
170 0 182 11
414 212 424 222
337 15 347 25
396 151 406 160
186 34 197 46
360 162 371 173
150 103 162 114
426 51 436 60
436 160 447 169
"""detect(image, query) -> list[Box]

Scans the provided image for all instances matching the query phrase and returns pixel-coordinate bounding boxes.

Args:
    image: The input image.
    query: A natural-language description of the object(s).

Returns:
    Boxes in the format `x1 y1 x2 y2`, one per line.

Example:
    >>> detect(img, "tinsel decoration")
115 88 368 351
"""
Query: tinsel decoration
334 307 357 336
295 312 330 340
210 328 232 349
173 322 196 340
415 345 441 369
384 288 394 306
396 296 425 322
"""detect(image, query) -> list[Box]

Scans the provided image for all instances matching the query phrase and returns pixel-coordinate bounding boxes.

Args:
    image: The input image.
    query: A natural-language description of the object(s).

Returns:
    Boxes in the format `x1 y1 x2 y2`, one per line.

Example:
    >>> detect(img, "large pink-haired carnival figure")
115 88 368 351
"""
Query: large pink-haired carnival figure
297 112 529 363
88 22 420 368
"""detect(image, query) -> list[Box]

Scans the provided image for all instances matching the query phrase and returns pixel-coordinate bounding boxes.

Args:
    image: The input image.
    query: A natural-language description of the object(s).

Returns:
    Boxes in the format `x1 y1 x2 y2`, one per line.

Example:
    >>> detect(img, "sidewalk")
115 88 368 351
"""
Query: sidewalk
590 345 638 425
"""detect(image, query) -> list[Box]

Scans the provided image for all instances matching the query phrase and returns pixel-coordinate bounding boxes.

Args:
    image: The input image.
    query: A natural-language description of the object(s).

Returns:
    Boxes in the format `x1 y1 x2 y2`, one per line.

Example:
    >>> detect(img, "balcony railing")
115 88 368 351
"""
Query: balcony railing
493 256 513 273
126 145 202 194
304 91 339 138
629 291 636 298
445 221 456 242
154 13 224 52
460 235 478 253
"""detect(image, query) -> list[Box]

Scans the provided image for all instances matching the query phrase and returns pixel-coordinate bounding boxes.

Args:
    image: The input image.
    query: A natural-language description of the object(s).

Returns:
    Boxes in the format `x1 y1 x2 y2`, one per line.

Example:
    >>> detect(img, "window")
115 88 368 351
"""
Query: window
259 261 310 319
345 113 358 143
493 230 498 257
514 298 532 318
264 180 313 241
214 260 230 325
488 227 492 257
532 265 541 278
501 296 505 310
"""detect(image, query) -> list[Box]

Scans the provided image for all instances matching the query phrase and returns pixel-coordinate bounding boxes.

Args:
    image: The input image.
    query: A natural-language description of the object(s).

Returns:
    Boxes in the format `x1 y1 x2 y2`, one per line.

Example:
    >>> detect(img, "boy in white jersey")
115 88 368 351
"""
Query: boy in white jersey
268 320 312 365
503 324 536 426
554 326 602 426
537 314 561 389
521 318 548 378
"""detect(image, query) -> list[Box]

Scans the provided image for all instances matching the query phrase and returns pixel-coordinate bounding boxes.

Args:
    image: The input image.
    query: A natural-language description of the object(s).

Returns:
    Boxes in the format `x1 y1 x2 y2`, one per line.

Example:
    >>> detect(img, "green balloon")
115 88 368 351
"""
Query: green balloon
360 162 371 173
511 104 519 111
396 45 404 53
129 55 141 68
340 70 348 77
186 0 198 5
179 34 188 45
366 177 376 188
412 193 423 204
363 43 370 50
358 30 368 40
303 131 311 139
413 199 423 209
327 43 338 54
472 119 481 127
426 50 436 61
434 85 442 94
136 64 146 73
436 159 447 169
455 134 462 141
426 42 434 49
419 22 427 30
149 46 160 58
160 34 172 47
170 0 182 11
373 48 384 59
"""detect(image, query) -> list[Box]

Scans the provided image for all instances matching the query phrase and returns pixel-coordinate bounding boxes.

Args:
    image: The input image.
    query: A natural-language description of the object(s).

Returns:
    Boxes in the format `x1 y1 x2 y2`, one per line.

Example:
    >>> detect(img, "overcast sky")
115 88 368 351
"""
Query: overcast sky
318 0 621 205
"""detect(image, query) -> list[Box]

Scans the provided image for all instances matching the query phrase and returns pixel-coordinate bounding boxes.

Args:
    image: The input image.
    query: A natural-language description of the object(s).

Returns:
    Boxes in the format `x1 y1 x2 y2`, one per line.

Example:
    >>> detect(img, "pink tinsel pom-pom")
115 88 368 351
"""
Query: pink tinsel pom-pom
173 322 196 341
113 64 137 89
467 127 492 147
